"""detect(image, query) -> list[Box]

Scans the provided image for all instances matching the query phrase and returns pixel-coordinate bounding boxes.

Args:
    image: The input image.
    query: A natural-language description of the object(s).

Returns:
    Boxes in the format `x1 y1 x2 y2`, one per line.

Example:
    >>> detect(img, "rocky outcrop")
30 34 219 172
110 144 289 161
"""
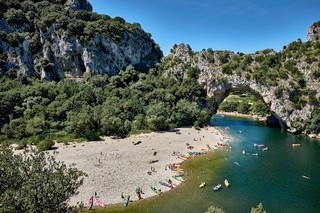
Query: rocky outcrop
164 38 320 135
37 28 157 80
307 21 320 42
65 0 93 11
0 1 161 80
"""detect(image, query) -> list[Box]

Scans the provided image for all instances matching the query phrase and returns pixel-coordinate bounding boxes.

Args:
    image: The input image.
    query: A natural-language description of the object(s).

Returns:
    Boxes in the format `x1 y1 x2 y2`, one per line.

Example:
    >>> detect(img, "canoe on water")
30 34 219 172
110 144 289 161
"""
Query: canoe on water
213 184 222 191
199 182 206 188
224 179 230 187
302 175 311 179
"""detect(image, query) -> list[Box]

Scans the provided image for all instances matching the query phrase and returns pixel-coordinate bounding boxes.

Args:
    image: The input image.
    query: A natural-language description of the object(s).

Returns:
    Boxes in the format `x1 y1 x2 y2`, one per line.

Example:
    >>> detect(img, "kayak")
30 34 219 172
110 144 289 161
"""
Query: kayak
213 184 222 191
199 182 206 188
172 175 185 182
159 180 173 188
173 173 184 177
150 186 161 195
87 196 94 209
224 179 230 187
165 178 176 187
95 196 105 208
123 195 130 207
302 175 311 179
178 156 187 160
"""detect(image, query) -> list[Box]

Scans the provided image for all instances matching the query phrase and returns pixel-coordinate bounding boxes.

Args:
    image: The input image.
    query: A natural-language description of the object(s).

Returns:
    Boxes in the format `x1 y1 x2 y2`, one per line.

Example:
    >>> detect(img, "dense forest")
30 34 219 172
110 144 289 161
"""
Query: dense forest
0 64 209 150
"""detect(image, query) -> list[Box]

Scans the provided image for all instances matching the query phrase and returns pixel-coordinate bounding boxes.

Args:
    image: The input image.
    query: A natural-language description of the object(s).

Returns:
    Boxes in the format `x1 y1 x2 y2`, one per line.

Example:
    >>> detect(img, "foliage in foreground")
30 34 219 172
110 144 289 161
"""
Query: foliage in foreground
0 144 86 212
205 203 267 213
251 203 267 213
205 205 225 213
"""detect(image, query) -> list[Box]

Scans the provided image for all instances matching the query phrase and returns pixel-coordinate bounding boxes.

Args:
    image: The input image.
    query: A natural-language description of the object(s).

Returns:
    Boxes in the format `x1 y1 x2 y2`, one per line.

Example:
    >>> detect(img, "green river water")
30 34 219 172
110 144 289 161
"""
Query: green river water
101 115 320 213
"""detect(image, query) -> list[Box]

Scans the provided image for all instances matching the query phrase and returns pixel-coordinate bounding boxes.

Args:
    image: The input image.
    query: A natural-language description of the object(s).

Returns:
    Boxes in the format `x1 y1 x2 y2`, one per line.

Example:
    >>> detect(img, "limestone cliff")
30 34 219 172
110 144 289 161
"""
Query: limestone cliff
162 24 320 136
0 0 162 81
307 21 320 42
65 0 93 11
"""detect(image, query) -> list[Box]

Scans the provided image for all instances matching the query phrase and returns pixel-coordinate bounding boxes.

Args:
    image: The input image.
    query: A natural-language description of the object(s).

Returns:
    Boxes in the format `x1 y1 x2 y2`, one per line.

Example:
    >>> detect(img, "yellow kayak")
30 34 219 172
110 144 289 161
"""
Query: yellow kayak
224 179 230 187
199 182 206 188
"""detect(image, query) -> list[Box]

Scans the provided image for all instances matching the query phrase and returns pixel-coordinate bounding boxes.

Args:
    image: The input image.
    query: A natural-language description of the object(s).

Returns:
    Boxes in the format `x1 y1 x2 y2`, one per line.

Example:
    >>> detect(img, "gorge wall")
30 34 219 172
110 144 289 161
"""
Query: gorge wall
0 0 162 81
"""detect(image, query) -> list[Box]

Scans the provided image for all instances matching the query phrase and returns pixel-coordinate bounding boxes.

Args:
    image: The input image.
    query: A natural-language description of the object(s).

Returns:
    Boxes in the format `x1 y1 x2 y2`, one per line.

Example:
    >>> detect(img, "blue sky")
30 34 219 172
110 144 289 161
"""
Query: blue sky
90 0 320 56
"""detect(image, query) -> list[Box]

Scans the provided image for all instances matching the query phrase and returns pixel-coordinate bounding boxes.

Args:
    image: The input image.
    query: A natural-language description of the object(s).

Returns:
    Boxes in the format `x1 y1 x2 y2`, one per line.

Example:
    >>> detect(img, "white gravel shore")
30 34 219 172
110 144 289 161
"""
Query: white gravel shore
49 126 223 207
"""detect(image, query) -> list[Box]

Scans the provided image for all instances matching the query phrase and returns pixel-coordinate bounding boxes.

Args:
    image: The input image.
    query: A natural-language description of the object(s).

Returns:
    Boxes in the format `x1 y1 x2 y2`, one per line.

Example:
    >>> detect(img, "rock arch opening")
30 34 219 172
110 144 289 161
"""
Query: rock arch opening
207 86 285 130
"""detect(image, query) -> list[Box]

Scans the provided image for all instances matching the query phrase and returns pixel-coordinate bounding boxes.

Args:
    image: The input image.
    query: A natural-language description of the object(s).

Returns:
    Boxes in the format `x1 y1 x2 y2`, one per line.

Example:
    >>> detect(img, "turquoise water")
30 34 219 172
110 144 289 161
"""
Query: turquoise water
207 115 320 212
104 115 320 212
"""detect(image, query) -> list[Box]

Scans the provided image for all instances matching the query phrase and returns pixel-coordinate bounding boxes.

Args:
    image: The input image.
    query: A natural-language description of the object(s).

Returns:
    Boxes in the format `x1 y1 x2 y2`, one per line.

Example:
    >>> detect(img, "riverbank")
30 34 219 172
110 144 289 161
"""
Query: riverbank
48 126 225 207
216 111 267 122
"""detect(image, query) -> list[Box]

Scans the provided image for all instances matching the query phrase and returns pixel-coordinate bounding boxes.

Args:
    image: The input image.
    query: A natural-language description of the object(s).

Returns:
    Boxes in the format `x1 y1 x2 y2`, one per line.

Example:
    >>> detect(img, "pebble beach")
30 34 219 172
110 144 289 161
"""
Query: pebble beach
49 126 225 207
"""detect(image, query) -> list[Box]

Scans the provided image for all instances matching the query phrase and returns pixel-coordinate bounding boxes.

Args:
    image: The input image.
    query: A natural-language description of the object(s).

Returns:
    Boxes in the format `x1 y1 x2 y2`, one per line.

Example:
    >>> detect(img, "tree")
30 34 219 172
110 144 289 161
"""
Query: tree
146 102 171 131
251 203 267 213
0 144 86 212
205 205 225 213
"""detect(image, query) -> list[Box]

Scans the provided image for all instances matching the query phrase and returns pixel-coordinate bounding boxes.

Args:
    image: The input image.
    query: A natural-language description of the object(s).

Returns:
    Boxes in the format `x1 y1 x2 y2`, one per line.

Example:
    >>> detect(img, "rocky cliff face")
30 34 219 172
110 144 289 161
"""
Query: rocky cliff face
307 21 320 42
163 24 320 136
0 0 162 81
65 0 93 11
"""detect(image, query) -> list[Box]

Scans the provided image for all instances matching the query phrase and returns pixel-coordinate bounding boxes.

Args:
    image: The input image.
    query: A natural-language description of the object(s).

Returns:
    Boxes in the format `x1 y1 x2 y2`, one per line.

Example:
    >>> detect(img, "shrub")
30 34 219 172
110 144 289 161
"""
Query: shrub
312 70 320 78
6 33 22 47
4 8 27 25
205 205 225 213
218 52 230 64
274 87 283 99
36 138 55 151
251 203 267 213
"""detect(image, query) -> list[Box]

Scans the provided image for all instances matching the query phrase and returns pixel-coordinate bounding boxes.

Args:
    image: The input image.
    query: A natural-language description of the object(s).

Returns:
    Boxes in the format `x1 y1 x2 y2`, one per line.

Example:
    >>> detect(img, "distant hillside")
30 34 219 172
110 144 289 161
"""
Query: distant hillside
0 0 162 81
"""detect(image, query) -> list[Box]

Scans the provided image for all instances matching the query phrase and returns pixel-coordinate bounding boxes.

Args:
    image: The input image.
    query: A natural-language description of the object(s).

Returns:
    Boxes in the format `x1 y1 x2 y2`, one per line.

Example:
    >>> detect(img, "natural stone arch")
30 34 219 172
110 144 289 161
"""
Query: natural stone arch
205 83 285 130
165 43 317 134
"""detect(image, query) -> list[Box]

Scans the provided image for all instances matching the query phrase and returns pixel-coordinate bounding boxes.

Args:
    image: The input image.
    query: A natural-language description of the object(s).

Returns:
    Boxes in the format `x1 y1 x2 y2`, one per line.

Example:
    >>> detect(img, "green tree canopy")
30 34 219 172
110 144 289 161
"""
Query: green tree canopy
0 144 86 212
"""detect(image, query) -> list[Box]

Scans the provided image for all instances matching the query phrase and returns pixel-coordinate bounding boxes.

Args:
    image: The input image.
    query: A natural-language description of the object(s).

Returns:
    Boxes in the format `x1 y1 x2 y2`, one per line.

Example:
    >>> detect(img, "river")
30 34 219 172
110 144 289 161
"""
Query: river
102 115 320 212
